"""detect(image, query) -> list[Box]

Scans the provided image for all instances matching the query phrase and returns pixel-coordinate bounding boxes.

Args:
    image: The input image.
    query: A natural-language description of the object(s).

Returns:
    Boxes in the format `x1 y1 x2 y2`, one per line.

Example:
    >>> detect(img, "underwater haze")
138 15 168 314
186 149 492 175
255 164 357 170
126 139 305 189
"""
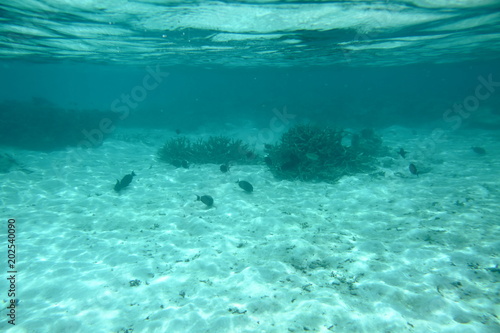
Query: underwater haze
1 1 500 333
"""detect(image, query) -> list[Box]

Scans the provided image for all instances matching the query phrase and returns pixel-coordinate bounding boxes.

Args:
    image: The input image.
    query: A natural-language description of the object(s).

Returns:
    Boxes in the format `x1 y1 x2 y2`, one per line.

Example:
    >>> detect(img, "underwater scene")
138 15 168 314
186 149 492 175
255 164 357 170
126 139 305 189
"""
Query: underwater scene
1 0 500 332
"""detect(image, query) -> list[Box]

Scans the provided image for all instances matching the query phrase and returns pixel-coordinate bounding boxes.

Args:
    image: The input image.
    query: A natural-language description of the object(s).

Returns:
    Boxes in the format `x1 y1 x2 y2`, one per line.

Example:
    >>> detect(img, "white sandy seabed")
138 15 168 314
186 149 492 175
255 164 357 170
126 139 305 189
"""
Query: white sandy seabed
0 126 499 333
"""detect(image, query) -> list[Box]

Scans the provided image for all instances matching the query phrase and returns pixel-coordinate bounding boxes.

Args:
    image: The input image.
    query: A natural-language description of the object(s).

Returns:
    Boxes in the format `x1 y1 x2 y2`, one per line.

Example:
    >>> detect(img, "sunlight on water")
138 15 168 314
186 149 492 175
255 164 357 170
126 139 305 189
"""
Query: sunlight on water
1 0 499 67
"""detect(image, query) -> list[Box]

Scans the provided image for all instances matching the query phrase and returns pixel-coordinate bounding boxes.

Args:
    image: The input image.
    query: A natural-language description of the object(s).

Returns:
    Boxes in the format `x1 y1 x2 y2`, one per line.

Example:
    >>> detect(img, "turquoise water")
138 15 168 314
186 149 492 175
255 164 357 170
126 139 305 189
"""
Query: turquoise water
1 1 500 332
1 0 500 145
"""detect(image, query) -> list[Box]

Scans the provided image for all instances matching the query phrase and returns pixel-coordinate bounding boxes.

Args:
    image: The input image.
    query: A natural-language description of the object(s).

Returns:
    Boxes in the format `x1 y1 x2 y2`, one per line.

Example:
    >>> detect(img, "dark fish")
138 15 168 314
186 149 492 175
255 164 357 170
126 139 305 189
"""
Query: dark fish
236 180 253 193
471 146 486 155
114 171 136 192
264 156 272 166
172 160 189 168
398 148 408 159
220 164 230 173
175 129 181 135
196 195 214 207
409 163 418 177
114 180 121 192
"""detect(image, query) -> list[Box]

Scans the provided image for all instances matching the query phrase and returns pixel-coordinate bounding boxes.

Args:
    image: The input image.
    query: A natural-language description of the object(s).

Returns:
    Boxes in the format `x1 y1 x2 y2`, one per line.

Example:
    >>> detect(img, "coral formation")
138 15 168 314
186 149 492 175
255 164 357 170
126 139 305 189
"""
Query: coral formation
265 124 385 182
0 98 119 150
159 136 193 163
158 135 255 166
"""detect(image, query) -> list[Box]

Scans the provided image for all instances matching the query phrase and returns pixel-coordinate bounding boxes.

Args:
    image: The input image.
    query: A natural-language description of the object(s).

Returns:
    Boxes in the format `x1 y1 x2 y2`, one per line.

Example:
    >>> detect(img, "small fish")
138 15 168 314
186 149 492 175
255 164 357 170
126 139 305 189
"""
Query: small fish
175 129 181 135
196 195 214 207
264 156 272 166
305 152 319 161
114 171 136 192
398 148 408 159
236 180 253 193
220 164 230 173
181 160 189 169
471 146 486 155
409 163 418 177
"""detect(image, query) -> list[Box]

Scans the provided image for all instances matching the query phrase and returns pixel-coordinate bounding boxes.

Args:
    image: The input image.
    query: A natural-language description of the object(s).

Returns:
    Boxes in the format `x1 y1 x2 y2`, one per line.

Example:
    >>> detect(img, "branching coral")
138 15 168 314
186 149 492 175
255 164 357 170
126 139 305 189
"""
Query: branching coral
158 135 255 166
265 124 385 182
